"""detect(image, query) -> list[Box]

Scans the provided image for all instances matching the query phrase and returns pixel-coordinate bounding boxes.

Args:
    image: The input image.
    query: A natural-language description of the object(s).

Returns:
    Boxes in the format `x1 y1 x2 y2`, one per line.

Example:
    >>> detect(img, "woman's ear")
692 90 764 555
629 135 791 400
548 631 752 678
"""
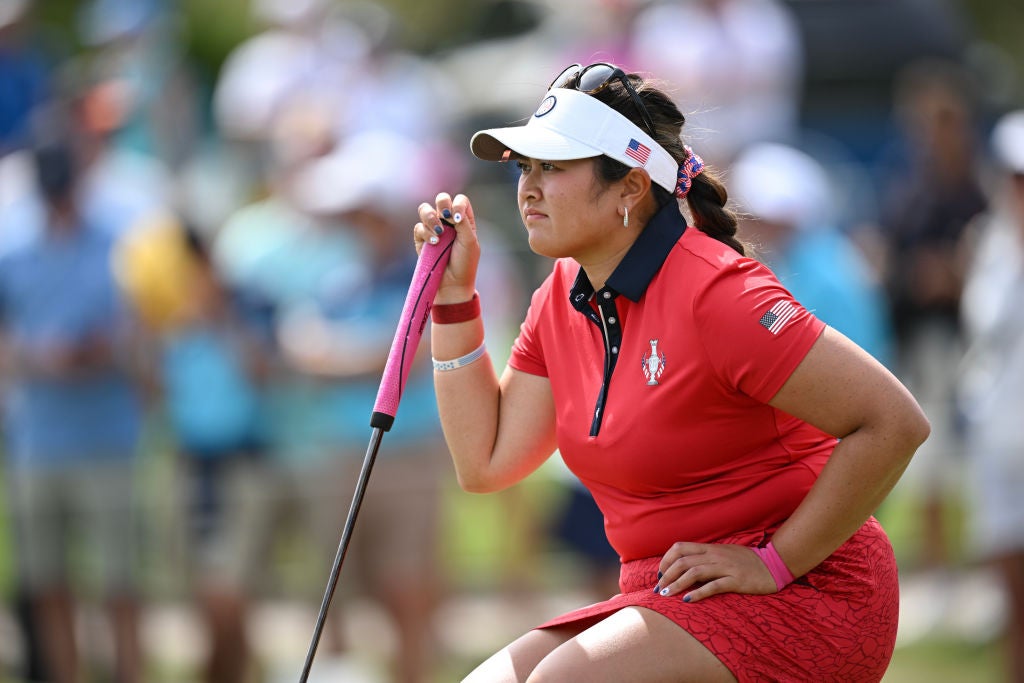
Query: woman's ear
621 167 653 205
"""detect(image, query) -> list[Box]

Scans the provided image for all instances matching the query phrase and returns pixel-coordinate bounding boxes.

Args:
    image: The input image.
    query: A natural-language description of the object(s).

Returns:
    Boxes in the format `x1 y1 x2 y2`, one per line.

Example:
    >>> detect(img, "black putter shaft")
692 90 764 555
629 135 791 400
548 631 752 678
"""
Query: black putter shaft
298 426 384 682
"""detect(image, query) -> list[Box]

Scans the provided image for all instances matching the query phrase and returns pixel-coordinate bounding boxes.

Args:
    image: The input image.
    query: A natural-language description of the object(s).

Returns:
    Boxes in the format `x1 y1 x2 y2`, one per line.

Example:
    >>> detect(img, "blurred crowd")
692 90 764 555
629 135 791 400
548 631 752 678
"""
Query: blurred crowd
0 0 1022 682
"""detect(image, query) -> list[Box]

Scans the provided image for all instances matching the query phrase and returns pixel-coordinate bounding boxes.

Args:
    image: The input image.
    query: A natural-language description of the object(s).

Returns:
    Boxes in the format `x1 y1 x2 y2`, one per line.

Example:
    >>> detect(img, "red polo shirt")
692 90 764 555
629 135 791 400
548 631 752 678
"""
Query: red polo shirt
508 203 834 562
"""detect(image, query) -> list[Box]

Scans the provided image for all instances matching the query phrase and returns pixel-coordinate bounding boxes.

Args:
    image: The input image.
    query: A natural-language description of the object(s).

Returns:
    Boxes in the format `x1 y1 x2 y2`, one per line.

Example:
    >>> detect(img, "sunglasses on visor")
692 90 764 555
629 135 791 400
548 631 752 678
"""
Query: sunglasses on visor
549 62 657 138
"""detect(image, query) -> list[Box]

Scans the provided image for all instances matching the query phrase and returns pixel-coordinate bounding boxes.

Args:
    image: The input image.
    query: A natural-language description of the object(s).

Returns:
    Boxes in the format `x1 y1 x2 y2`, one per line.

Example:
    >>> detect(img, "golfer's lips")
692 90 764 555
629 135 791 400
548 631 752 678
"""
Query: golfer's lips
523 206 547 222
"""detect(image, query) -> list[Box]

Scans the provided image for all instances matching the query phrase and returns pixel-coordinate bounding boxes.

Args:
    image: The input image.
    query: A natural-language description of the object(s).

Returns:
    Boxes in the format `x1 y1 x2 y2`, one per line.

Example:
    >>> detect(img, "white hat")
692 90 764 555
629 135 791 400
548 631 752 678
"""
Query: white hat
992 110 1024 174
730 143 832 231
470 88 677 193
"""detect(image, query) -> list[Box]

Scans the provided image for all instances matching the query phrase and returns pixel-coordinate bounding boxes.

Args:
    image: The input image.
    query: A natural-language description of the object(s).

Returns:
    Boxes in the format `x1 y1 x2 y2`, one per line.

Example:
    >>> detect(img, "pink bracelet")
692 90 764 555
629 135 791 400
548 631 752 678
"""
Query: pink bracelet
752 542 796 591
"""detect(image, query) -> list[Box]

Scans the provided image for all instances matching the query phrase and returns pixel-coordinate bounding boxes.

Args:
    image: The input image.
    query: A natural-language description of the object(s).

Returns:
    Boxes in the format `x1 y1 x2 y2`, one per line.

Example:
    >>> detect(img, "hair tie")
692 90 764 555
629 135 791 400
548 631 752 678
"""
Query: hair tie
675 146 705 198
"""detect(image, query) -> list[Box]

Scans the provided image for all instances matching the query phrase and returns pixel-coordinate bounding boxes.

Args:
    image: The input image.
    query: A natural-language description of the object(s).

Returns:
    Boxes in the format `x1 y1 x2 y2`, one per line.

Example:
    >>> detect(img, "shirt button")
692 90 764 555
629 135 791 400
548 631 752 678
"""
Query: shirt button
603 291 612 299
612 346 619 354
607 317 617 324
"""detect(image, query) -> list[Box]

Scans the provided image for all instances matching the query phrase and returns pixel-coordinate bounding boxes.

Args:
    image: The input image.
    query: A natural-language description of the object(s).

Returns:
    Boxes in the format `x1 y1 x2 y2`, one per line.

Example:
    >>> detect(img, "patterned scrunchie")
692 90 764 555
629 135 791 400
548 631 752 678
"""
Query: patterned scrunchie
675 146 705 198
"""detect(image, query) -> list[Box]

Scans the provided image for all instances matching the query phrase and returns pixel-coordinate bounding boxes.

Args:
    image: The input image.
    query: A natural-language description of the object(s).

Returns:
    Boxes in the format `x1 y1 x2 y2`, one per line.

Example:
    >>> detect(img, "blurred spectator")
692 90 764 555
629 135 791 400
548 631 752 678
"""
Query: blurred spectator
554 0 642 68
213 0 367 145
214 0 454 185
0 121 144 683
210 130 368 680
959 109 1024 683
69 60 176 240
791 0 970 168
0 61 176 259
282 130 452 683
0 1 52 154
730 142 893 366
212 122 453 680
875 59 988 573
436 0 566 125
77 0 202 169
210 0 460 244
114 217 274 683
628 0 803 166
334 2 454 142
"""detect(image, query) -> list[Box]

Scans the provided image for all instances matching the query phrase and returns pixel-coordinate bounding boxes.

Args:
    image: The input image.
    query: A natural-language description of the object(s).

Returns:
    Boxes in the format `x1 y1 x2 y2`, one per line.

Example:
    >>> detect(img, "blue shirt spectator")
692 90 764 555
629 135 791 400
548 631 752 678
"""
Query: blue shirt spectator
0 16 51 153
731 142 893 367
0 221 142 467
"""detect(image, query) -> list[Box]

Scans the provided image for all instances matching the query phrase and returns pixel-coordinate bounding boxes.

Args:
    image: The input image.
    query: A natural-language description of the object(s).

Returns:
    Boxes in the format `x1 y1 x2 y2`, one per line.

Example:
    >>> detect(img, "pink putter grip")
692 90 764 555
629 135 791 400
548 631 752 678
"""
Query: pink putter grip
370 226 457 430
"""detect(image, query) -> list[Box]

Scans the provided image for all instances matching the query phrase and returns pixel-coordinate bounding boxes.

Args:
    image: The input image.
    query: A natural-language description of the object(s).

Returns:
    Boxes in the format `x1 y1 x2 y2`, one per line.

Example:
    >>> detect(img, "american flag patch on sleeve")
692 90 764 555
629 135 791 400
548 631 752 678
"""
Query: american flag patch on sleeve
759 300 798 335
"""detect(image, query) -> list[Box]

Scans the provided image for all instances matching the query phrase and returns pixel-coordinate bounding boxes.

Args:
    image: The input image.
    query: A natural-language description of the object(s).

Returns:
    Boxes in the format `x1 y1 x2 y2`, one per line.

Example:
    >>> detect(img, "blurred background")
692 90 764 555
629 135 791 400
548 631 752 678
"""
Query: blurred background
1 0 1023 681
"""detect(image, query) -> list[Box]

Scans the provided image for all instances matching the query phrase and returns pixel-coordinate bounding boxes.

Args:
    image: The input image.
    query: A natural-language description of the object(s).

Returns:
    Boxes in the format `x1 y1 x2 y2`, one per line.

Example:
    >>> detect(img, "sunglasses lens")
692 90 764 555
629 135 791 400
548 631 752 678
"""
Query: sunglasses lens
550 64 582 90
578 64 617 93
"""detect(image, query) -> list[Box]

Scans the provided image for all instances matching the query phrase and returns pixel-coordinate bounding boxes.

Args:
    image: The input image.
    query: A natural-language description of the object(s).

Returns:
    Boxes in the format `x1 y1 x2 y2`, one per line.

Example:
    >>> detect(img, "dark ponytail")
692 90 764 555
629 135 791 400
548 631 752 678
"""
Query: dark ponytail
591 74 746 256
682 171 745 256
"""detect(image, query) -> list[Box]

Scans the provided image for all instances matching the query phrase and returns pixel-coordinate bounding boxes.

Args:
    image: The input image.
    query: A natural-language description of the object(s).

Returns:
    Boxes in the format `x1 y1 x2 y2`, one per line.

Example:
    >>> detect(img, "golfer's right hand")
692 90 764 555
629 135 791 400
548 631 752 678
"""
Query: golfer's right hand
414 192 480 304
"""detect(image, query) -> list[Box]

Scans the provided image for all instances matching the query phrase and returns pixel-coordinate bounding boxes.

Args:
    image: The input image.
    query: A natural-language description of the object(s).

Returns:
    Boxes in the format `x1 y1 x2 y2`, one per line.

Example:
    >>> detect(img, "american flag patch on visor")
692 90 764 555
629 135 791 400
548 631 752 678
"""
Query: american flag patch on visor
625 138 651 165
759 300 798 335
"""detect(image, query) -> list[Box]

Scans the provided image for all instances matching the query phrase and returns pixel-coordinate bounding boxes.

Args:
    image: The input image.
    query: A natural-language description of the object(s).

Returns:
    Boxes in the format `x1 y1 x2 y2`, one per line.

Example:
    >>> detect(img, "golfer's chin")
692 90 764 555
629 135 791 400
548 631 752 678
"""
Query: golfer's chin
524 228 563 260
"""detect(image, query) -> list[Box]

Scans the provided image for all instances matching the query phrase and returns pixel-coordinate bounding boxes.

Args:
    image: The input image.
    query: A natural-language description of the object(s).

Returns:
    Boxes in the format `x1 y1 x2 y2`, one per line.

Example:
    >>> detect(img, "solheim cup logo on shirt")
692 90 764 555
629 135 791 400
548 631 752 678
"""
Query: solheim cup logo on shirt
641 339 666 385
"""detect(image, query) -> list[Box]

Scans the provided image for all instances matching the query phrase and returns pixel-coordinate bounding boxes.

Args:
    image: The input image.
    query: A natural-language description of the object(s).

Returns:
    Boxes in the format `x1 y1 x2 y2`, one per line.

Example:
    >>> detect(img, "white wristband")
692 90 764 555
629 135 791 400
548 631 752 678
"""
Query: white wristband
432 342 486 372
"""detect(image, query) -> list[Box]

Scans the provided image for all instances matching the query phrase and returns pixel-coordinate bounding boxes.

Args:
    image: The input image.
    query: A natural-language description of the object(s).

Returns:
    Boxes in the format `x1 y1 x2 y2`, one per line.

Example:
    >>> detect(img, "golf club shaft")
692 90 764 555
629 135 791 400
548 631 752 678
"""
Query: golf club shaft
298 426 383 682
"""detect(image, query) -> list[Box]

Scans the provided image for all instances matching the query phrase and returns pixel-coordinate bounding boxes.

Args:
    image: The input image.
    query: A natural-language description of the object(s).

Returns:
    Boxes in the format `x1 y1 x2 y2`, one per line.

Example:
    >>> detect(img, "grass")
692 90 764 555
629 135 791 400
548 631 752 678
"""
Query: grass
885 637 1002 683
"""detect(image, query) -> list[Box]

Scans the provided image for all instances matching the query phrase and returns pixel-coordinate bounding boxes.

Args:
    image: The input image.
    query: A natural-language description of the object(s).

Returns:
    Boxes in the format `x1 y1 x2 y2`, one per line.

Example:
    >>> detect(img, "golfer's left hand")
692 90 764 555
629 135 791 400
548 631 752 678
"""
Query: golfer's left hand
655 542 778 603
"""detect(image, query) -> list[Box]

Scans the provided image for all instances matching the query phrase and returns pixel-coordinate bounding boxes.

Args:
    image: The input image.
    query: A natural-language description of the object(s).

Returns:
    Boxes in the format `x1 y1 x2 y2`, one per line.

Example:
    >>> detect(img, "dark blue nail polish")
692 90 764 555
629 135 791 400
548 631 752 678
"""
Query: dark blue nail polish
433 224 444 235
657 571 663 581
652 585 660 594
442 208 452 219
683 595 691 603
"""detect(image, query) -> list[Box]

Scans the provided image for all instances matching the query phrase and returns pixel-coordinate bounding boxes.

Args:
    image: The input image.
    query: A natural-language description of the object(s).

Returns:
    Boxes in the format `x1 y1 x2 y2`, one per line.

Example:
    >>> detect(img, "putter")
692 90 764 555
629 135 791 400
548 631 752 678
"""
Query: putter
298 220 457 682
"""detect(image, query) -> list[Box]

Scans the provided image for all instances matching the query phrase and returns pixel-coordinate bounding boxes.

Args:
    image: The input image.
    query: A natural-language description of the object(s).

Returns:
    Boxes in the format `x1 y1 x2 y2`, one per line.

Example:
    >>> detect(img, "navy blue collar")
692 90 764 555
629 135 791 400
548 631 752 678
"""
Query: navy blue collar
570 202 687 306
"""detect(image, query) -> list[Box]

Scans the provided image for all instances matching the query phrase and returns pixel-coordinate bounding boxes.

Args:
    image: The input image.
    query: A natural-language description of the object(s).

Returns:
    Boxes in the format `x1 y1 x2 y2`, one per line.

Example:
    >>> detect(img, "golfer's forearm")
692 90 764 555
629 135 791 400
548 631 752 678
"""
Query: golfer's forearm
430 318 502 489
771 423 925 578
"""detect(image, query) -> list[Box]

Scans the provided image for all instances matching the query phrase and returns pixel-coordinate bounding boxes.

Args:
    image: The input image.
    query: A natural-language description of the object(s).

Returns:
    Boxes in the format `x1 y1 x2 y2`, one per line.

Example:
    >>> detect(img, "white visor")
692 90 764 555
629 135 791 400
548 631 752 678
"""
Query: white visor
470 88 677 193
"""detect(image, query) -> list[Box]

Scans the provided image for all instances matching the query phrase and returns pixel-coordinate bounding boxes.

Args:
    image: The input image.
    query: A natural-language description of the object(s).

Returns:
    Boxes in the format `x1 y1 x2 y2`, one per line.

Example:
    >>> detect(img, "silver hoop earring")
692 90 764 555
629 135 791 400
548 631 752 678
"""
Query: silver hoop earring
623 206 629 228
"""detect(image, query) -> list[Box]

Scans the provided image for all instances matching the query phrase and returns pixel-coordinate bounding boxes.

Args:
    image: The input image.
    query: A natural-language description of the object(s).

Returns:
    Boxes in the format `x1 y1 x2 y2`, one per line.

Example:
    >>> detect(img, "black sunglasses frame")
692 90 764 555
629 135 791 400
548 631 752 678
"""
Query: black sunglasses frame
550 62 657 138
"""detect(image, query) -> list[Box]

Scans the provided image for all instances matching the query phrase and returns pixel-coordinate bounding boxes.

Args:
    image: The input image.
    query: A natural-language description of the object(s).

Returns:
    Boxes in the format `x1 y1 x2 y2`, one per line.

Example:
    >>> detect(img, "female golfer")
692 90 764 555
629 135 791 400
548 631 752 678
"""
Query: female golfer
414 63 930 682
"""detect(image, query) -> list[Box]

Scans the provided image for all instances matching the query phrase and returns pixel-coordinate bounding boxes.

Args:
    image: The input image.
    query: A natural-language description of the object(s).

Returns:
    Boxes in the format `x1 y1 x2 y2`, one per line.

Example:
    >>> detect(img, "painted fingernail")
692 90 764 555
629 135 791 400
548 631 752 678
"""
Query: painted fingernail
683 594 692 603
660 587 671 597
429 235 439 245
652 584 660 594
657 572 663 581
453 212 463 223
442 208 452 219
433 224 444 235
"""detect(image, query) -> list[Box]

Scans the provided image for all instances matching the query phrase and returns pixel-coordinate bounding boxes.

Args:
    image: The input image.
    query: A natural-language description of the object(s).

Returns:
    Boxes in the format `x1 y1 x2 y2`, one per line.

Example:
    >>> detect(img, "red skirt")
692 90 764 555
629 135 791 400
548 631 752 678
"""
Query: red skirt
537 517 899 683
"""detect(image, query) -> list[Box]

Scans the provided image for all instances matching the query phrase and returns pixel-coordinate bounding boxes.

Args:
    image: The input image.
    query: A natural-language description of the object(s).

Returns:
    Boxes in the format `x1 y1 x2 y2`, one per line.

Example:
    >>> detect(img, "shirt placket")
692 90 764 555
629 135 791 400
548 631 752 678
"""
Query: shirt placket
586 288 623 436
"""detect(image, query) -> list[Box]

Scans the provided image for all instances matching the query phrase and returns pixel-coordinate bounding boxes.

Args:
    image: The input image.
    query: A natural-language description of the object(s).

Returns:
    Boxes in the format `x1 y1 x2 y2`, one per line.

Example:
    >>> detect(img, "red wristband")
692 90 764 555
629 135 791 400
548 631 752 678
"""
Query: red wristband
431 292 480 324
752 542 796 591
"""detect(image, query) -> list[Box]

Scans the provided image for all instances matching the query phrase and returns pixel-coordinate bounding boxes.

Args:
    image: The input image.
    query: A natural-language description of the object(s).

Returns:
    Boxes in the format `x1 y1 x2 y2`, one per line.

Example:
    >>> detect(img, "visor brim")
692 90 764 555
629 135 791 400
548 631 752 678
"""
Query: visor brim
471 126 603 163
